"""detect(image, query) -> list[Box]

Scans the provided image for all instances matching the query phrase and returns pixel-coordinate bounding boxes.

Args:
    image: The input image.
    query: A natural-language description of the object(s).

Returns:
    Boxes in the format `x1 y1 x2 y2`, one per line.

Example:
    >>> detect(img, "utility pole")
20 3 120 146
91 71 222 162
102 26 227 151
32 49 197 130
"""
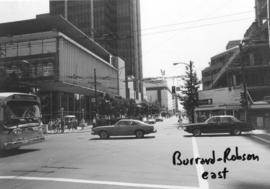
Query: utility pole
189 61 195 123
267 1 270 129
64 0 68 19
94 68 98 117
90 0 94 39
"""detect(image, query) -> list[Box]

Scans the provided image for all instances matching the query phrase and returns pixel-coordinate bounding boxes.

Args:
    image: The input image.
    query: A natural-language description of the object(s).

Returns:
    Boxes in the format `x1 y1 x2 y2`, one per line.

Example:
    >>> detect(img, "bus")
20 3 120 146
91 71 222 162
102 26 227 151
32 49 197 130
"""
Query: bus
0 93 45 151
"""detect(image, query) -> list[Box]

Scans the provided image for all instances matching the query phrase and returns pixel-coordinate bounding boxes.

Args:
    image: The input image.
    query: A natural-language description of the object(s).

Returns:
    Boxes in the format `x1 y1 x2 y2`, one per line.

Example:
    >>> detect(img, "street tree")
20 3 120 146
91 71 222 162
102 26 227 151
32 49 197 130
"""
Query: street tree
180 61 200 123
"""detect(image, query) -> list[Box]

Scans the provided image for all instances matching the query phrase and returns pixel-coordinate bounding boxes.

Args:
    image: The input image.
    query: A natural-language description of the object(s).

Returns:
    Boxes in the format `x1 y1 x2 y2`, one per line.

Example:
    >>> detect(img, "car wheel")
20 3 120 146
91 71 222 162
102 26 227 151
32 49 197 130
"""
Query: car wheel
193 129 201 136
135 130 144 138
99 131 109 139
231 128 241 135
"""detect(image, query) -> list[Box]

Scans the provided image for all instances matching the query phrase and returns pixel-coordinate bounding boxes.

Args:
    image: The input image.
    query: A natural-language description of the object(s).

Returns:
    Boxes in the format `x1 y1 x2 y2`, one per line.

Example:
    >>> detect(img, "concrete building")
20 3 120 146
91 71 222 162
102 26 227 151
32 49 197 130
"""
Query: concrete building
198 0 270 129
195 87 243 122
0 15 125 122
50 0 143 100
143 77 180 114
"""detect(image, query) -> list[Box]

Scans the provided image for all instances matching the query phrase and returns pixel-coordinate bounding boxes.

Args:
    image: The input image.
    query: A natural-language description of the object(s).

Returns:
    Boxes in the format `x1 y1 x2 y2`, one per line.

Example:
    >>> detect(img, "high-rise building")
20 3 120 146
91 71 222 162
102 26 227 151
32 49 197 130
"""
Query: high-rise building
50 0 143 100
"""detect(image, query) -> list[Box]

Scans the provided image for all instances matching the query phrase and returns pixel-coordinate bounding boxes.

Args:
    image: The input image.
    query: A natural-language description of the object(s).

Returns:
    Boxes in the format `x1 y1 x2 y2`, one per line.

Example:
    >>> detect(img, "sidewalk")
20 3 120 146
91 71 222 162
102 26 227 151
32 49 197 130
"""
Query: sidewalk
44 125 93 135
249 129 270 144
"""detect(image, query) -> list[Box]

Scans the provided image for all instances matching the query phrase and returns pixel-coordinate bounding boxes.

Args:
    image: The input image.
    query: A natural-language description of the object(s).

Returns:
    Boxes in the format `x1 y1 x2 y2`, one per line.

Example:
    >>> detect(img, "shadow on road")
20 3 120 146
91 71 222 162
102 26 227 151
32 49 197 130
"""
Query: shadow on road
0 149 40 158
243 135 270 149
90 136 156 140
183 133 252 138
233 182 270 189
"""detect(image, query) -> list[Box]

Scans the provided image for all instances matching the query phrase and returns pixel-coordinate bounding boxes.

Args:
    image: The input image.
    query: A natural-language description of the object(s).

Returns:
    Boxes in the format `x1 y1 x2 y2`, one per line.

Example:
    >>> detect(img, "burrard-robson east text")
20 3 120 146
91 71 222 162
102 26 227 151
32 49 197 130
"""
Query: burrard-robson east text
172 147 259 179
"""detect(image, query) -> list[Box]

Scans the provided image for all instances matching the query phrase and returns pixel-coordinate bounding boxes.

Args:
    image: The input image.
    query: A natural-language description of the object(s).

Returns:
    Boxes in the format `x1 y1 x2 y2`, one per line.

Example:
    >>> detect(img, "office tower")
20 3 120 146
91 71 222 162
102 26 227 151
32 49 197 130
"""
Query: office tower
50 0 143 100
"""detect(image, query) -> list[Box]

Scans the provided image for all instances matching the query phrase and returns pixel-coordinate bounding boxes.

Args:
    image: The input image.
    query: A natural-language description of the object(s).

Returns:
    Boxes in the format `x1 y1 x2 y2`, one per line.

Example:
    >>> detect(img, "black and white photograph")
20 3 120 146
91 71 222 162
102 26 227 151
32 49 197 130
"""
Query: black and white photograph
0 0 270 189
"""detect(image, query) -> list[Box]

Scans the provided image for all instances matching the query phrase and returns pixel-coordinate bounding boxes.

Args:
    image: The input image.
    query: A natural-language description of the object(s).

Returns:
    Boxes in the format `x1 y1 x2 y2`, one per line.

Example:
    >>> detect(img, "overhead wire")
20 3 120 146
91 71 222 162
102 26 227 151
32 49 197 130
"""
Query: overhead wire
141 10 253 32
142 17 254 36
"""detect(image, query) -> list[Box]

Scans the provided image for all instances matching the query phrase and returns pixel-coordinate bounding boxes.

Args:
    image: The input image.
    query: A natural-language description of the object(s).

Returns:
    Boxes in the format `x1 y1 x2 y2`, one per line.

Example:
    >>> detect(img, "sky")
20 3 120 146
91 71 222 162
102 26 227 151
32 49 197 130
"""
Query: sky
0 0 255 79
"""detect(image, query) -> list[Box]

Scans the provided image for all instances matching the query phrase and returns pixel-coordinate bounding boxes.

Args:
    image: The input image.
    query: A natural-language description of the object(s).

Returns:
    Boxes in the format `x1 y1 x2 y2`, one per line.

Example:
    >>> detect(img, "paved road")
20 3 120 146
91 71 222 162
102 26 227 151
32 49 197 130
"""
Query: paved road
0 117 269 189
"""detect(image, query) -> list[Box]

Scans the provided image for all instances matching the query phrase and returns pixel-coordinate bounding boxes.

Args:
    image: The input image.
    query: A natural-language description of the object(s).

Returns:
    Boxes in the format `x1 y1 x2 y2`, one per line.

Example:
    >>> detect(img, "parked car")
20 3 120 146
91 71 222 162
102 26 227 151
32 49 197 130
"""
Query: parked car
145 117 156 124
155 116 163 122
79 119 87 129
182 115 254 136
91 119 157 139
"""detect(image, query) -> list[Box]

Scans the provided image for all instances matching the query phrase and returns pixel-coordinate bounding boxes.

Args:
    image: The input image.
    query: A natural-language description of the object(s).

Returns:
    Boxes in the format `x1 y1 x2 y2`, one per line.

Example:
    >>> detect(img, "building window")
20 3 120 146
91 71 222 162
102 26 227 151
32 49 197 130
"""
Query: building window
43 63 54 77
37 63 43 77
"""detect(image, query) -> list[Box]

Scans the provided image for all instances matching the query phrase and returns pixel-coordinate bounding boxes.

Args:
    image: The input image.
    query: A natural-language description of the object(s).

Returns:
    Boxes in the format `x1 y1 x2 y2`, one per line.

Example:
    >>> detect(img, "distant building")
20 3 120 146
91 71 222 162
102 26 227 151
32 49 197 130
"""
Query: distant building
50 0 143 100
226 40 241 50
143 77 180 113
0 15 124 122
198 0 270 129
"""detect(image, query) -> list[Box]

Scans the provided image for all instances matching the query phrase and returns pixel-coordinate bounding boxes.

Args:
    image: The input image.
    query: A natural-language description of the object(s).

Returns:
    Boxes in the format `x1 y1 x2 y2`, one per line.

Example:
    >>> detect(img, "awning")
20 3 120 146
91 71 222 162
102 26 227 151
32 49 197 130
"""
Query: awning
250 104 270 109
195 104 242 111
21 80 105 96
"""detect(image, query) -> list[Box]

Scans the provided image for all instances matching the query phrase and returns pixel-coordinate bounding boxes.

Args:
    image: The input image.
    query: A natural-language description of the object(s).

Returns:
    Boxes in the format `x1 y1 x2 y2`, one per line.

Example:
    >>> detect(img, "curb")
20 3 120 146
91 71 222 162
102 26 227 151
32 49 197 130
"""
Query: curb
250 134 270 144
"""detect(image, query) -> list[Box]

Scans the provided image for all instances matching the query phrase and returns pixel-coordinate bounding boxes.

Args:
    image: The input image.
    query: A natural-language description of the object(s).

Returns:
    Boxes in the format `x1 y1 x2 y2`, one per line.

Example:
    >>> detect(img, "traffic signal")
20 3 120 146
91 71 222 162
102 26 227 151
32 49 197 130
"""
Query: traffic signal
240 92 247 107
172 86 176 94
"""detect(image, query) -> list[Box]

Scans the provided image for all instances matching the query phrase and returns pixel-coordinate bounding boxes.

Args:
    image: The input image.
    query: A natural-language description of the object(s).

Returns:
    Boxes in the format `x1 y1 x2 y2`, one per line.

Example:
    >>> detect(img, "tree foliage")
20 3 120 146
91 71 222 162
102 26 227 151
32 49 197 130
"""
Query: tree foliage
180 61 200 123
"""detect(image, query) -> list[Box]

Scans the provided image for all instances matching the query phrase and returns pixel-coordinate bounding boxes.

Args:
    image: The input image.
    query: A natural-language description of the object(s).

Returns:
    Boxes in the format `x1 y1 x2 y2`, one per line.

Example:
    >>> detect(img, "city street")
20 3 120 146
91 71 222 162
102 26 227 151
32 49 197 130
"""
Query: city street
0 117 270 189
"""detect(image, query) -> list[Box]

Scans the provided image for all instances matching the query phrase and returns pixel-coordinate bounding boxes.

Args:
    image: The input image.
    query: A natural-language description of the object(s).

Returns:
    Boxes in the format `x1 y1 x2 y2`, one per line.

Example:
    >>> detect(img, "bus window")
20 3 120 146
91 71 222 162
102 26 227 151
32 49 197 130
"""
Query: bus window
4 101 41 125
0 93 44 151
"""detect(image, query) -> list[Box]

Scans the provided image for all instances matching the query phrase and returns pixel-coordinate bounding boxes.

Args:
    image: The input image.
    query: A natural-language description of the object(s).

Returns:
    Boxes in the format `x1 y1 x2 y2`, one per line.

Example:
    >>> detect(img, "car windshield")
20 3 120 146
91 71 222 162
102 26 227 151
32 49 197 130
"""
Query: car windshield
206 117 220 124
4 101 41 125
231 116 241 122
115 120 131 126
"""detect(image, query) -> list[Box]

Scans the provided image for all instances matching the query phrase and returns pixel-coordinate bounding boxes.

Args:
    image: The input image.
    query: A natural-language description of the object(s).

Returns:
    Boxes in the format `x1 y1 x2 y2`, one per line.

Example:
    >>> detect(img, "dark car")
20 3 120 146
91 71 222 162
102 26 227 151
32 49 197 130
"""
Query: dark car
182 115 253 136
91 119 157 139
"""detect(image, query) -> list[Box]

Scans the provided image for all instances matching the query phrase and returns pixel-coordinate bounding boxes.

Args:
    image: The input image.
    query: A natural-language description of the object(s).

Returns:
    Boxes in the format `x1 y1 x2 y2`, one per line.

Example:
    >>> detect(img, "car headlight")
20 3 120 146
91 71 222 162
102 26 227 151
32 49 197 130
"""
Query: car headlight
182 126 186 130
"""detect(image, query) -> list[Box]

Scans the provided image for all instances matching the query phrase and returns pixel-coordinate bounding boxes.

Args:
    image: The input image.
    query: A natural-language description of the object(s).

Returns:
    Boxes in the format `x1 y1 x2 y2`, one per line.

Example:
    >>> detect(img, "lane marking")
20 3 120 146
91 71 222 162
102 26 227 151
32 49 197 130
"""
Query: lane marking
251 135 270 144
0 176 199 189
192 137 209 189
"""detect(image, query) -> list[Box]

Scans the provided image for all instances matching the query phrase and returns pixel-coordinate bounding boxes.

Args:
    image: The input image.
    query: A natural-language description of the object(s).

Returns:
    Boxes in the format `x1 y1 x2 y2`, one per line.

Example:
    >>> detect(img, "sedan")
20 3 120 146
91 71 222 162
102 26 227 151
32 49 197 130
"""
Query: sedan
145 118 156 124
91 119 157 139
182 115 253 136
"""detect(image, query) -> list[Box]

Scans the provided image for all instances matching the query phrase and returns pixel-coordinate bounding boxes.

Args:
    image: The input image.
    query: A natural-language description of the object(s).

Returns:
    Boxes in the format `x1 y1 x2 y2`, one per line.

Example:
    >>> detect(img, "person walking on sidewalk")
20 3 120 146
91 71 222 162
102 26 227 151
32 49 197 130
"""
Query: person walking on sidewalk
60 118 65 133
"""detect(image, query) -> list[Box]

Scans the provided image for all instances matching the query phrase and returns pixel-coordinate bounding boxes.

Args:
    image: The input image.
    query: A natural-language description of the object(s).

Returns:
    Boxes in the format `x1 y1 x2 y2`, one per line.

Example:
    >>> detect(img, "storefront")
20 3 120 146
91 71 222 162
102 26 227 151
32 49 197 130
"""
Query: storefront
0 16 120 123
195 104 243 122
249 104 270 130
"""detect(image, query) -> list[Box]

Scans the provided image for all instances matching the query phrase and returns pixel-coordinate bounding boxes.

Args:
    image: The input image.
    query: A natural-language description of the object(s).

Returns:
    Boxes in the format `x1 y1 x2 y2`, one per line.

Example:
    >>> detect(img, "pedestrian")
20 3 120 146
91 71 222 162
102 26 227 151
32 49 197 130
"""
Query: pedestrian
61 118 65 133
54 119 60 133
92 117 96 128
178 115 183 129
48 120 53 132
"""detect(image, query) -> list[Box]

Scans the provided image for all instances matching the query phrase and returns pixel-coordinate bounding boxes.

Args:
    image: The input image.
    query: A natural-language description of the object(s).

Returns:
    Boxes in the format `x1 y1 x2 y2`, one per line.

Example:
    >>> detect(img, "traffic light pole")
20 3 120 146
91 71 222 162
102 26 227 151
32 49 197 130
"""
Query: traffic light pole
239 44 248 121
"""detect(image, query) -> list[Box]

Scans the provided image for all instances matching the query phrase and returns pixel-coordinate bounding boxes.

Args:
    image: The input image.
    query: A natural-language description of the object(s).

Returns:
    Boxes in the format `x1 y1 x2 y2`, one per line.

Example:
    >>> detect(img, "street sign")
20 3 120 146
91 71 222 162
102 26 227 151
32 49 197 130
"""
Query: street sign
198 99 213 105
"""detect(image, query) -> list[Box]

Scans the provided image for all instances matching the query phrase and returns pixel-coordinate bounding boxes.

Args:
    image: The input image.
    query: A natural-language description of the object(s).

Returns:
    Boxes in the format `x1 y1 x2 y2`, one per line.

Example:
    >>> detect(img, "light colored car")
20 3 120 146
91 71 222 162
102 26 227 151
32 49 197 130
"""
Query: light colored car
79 119 87 129
155 116 163 122
145 118 156 124
91 119 157 139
